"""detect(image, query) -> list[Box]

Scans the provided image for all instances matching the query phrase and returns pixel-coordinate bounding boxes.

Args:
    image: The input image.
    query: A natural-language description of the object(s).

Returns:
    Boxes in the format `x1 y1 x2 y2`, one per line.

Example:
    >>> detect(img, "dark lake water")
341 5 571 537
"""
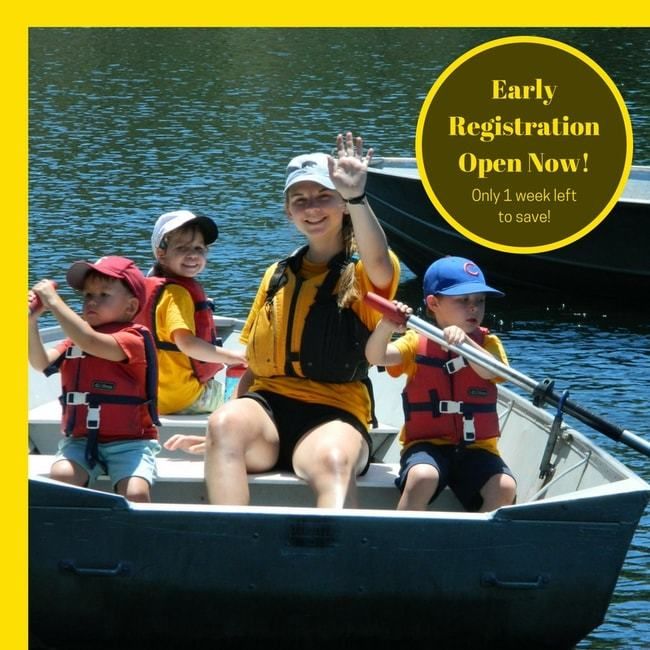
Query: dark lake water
28 28 650 648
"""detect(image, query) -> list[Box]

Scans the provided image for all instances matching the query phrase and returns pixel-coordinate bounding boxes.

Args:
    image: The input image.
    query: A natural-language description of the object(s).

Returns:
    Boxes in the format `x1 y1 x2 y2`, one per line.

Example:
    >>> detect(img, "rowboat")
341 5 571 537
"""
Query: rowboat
365 159 650 300
28 316 650 649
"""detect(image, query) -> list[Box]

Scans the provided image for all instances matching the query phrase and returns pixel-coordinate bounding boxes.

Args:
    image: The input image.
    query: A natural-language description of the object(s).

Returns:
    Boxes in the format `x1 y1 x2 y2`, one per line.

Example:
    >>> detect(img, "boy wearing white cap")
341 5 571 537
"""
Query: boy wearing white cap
28 256 160 502
366 256 517 512
138 210 247 415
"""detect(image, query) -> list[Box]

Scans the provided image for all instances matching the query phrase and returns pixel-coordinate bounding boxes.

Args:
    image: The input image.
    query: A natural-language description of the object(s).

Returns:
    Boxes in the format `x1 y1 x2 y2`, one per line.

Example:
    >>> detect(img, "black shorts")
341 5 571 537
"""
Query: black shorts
396 441 515 512
241 390 372 474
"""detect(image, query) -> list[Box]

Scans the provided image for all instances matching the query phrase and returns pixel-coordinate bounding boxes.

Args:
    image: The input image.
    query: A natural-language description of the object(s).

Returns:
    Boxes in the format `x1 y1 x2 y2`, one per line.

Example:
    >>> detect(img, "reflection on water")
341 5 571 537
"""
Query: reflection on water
29 28 649 649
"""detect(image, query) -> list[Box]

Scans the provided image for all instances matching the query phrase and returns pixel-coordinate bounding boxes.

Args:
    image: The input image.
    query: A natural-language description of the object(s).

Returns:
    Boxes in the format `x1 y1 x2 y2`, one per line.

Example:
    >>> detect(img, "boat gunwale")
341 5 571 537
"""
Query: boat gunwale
28 471 649 519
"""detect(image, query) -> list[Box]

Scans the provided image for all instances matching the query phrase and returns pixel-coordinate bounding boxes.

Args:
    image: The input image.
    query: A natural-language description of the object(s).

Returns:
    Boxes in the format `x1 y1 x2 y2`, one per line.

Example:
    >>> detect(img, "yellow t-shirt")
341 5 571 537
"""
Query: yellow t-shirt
241 251 401 429
154 284 204 414
389 328 508 454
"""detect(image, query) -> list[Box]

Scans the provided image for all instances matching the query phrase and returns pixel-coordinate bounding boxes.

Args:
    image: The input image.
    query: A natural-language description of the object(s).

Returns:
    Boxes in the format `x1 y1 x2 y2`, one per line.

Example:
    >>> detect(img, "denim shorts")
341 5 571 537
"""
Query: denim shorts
396 441 514 512
54 437 161 488
242 390 372 474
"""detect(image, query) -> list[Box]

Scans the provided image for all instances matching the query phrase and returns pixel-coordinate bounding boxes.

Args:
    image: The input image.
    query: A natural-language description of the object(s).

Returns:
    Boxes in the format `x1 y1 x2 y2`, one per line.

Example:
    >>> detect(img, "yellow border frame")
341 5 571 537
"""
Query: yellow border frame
8 10 650 649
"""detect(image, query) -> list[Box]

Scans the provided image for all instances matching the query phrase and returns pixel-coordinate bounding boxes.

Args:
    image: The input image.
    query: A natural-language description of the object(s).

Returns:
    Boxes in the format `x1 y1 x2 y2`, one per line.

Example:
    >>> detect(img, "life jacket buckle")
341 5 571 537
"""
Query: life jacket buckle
439 400 463 415
66 391 89 406
444 356 466 374
463 416 476 442
86 405 101 430
65 346 85 359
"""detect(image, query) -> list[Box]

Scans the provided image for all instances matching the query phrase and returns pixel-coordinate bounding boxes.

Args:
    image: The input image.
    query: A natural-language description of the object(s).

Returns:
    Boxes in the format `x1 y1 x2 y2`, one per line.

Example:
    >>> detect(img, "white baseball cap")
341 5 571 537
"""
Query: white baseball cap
283 153 335 194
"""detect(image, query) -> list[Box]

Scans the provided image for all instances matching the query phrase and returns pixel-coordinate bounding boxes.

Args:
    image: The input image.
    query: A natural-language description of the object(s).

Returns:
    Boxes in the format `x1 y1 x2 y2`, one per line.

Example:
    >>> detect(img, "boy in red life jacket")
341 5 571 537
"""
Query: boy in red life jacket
366 256 517 512
138 210 247 416
28 256 160 503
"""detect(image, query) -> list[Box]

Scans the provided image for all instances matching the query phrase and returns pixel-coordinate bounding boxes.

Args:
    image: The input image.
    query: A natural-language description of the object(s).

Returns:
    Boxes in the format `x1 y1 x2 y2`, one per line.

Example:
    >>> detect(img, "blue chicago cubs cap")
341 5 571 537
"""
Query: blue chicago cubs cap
423 256 504 298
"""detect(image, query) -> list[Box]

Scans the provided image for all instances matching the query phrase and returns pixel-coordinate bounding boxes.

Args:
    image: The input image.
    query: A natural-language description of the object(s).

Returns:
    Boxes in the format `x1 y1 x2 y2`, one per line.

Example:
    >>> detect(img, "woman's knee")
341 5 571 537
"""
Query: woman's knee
205 401 277 466
316 445 356 477
206 404 248 448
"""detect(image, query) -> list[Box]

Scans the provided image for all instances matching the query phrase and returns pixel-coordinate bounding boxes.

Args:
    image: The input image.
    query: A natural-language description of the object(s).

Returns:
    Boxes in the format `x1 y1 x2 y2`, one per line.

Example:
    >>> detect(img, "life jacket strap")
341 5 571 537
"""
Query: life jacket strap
65 391 148 407
404 394 496 420
415 354 466 375
85 405 101 470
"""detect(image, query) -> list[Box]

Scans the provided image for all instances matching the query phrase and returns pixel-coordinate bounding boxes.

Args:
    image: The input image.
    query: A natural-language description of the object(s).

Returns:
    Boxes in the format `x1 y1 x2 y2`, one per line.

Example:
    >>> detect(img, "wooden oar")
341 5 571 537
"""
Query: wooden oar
364 292 650 458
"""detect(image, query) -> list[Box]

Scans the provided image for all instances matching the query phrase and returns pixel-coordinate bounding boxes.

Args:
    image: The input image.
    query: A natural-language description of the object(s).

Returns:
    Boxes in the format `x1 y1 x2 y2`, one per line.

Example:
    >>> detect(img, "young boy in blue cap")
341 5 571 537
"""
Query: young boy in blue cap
366 256 517 512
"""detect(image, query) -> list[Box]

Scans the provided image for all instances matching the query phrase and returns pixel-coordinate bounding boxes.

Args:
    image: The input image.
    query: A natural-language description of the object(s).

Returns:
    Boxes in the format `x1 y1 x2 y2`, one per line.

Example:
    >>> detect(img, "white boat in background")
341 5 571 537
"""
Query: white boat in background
28 317 650 649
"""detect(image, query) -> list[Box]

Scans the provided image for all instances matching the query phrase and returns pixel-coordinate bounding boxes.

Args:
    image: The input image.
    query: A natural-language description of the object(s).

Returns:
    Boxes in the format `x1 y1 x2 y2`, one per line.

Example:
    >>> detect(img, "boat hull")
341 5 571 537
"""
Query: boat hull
366 162 650 298
29 477 648 649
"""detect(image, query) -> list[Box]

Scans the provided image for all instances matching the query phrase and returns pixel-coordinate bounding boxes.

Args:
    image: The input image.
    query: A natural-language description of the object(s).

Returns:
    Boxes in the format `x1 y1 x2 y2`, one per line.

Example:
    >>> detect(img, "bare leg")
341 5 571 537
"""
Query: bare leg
479 473 517 512
397 463 439 511
115 476 151 503
292 421 369 509
204 399 279 505
50 459 89 487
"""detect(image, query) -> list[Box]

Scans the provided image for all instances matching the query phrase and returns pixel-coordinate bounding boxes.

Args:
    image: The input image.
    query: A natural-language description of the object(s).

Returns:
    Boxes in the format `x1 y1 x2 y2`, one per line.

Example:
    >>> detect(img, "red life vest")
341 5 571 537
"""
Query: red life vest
139 276 223 384
56 322 160 467
402 330 499 445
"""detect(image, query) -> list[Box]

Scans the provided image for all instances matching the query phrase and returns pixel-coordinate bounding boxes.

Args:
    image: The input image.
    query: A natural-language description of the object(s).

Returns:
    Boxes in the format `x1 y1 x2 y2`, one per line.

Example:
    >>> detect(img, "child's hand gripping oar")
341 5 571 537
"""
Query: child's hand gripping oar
364 291 650 458
29 280 58 315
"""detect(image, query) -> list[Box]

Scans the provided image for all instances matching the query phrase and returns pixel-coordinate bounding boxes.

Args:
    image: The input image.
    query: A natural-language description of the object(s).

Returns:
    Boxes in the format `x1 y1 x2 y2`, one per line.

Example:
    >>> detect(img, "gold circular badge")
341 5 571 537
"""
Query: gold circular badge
416 36 633 253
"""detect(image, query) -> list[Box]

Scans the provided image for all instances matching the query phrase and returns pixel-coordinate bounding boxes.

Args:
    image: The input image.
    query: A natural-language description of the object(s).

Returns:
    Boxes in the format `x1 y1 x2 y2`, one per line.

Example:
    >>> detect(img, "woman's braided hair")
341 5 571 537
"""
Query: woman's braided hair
336 213 360 308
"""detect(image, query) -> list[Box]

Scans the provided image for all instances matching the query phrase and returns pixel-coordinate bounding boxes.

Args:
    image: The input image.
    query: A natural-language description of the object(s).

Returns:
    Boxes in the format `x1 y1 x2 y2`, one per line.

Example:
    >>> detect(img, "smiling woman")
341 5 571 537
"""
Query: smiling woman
197 132 402 510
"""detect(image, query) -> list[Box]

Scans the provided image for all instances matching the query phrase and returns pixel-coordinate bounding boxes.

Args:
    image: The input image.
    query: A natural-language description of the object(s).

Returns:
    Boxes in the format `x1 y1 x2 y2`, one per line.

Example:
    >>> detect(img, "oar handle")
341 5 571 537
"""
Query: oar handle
29 280 58 315
363 292 407 325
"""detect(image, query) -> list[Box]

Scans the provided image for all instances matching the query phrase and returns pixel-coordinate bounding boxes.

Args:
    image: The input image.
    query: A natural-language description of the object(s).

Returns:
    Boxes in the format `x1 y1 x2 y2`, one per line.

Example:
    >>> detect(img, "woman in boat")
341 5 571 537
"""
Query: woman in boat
175 132 399 508
365 256 517 512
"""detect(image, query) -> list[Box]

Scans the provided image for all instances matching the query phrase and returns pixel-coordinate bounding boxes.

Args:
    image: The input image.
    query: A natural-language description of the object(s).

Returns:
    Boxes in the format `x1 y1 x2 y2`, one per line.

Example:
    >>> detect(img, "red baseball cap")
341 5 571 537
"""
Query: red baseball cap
66 256 146 307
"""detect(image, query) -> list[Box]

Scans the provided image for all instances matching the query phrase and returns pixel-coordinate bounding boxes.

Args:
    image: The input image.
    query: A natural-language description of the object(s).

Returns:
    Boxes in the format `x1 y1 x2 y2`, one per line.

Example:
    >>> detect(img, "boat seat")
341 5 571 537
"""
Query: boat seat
28 454 396 488
28 454 399 507
28 398 400 461
28 454 464 511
